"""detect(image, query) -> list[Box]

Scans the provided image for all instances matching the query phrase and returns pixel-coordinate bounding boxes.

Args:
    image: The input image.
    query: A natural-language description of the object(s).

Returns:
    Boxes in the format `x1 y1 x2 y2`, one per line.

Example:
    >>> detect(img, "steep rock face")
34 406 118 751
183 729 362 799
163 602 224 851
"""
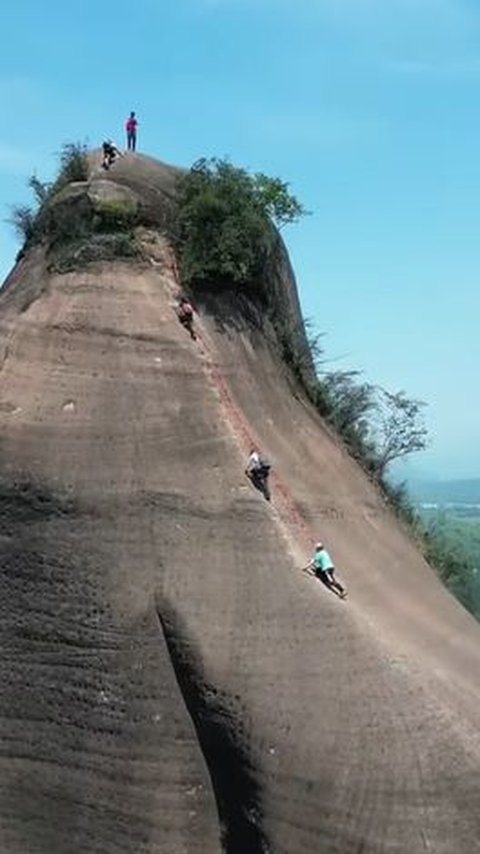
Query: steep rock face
0 153 479 854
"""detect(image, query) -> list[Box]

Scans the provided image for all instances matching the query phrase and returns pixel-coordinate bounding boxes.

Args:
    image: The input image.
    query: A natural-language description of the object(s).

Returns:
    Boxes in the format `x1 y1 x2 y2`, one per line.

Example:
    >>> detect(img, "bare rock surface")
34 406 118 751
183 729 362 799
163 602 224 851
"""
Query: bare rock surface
0 154 479 854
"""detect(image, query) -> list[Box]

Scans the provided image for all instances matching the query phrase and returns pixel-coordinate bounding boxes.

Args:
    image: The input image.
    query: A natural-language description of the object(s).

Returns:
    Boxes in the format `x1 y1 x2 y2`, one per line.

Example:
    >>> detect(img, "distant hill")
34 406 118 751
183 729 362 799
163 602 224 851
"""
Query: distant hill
408 478 480 505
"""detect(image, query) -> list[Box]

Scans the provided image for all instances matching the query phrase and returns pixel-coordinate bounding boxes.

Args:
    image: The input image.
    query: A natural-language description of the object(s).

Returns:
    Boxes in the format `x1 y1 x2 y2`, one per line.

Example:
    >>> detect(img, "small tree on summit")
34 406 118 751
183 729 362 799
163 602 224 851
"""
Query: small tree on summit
8 205 36 243
55 142 88 186
28 174 51 206
8 142 89 247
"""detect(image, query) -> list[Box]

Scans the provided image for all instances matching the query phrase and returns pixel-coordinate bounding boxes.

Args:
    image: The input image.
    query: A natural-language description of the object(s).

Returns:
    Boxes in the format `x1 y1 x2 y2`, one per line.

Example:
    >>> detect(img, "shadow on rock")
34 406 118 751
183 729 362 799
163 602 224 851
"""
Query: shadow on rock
156 597 271 854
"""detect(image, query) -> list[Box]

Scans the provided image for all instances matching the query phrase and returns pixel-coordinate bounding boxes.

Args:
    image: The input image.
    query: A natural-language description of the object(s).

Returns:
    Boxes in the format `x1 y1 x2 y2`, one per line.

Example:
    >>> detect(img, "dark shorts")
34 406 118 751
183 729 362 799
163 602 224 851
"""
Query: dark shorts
315 567 334 579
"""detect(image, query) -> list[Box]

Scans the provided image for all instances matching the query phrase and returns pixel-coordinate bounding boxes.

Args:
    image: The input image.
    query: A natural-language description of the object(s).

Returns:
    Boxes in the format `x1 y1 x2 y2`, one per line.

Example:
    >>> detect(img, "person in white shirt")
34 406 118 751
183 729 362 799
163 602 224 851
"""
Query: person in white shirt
101 140 122 170
245 448 271 500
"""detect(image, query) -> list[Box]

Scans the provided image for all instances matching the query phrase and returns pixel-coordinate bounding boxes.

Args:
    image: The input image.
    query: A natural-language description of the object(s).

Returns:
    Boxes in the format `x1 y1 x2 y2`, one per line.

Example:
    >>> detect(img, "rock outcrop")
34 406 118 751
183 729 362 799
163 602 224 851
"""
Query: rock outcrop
0 152 479 854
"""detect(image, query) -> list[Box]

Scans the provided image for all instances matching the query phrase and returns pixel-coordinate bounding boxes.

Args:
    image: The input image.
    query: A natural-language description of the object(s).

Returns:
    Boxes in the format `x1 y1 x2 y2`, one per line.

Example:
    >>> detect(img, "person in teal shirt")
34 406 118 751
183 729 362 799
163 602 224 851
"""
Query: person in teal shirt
306 542 347 599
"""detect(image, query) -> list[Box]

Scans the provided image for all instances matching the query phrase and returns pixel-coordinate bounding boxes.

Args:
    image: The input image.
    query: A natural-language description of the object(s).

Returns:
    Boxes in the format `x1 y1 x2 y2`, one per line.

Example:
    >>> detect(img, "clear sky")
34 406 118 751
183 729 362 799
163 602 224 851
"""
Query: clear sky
1 0 479 479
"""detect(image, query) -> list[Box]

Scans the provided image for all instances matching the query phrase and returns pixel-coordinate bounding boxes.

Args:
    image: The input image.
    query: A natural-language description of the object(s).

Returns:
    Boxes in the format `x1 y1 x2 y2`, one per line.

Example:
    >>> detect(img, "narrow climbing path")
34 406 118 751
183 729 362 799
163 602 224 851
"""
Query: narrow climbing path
158 243 315 562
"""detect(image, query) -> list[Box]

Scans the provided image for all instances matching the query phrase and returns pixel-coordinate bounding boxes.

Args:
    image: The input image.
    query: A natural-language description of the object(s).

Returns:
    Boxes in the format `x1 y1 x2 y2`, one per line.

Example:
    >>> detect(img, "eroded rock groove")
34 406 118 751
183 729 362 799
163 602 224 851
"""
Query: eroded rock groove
156 600 270 854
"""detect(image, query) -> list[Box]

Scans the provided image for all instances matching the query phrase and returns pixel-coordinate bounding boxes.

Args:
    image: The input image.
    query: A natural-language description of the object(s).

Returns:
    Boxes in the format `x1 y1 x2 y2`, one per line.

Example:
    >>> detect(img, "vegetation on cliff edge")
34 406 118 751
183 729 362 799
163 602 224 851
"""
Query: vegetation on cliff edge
297 324 478 618
173 157 306 292
8 143 140 268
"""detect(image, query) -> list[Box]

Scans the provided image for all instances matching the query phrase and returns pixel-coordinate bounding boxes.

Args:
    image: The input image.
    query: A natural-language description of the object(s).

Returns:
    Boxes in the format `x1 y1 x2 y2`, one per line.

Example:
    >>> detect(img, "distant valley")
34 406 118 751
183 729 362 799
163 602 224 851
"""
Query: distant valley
407 478 480 507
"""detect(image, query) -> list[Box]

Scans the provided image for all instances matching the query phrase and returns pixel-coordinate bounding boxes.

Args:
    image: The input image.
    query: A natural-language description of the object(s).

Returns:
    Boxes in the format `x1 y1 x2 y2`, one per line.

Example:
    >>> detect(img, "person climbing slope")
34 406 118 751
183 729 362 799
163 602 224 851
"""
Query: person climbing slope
176 296 196 340
304 542 347 599
101 140 121 170
125 111 138 151
245 447 271 501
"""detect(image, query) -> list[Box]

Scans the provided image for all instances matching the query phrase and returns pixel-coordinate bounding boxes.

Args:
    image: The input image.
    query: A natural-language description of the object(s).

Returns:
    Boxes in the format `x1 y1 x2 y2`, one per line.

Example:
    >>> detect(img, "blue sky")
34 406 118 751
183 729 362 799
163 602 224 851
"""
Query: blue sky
1 0 479 479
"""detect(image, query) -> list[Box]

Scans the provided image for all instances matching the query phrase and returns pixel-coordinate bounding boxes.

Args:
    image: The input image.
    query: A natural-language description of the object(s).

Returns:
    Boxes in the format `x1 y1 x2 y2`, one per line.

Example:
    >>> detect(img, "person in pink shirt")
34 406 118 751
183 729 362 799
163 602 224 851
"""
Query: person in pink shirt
125 111 138 151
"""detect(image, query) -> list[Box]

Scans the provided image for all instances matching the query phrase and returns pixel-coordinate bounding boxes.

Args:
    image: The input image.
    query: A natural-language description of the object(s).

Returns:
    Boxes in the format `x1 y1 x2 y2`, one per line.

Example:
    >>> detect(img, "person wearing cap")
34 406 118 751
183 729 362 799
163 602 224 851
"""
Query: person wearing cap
305 542 347 598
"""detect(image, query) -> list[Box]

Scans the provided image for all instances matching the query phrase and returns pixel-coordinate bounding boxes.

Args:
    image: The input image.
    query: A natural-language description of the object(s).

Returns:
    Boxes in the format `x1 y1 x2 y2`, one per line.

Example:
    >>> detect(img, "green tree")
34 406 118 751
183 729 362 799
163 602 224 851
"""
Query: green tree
319 369 377 464
253 173 307 229
8 204 36 242
28 174 51 206
372 390 428 478
175 158 305 287
8 142 89 248
423 515 479 615
55 142 89 186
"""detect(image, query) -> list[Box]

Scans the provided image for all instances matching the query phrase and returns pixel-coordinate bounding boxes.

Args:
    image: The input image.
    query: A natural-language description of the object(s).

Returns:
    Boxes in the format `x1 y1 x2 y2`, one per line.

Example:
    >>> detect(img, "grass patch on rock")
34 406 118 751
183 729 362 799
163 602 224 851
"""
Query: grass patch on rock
50 233 140 273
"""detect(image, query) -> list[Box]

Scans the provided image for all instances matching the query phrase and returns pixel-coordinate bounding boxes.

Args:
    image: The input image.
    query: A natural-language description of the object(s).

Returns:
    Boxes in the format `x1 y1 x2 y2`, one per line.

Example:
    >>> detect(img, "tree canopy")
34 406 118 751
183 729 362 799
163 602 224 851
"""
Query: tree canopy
175 158 306 287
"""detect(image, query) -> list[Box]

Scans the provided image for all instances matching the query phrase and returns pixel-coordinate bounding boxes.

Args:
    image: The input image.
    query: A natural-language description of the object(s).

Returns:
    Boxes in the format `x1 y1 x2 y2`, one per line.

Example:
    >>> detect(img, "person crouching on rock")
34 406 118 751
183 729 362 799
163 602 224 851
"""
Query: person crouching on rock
101 140 121 170
177 296 196 340
304 542 347 599
245 447 271 501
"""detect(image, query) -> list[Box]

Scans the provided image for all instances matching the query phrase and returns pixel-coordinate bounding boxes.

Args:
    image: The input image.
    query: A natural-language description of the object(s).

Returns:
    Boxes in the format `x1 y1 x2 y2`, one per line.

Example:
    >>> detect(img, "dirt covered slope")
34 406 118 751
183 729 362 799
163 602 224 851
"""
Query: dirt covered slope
0 153 479 854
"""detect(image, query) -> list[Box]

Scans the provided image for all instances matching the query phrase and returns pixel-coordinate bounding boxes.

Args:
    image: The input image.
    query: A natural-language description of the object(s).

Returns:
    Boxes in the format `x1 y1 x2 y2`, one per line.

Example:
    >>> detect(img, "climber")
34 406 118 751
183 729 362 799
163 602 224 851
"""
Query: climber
245 447 271 501
304 542 347 599
125 111 138 151
177 296 196 340
101 140 121 170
